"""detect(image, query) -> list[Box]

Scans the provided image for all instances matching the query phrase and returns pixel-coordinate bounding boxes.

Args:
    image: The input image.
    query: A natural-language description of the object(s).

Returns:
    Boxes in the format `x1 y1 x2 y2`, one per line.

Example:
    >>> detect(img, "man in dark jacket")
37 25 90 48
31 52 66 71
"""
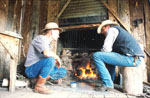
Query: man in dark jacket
93 20 144 91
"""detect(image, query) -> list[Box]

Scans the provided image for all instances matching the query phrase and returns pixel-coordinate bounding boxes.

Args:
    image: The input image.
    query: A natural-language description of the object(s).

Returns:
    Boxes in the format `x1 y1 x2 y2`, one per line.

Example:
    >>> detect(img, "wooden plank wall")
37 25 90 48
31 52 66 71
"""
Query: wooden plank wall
12 0 22 33
0 0 8 32
4 0 22 33
144 0 150 82
0 0 9 79
0 0 60 79
108 0 118 21
39 0 48 33
0 44 10 79
129 0 148 82
20 0 60 60
0 0 59 78
21 0 33 60
129 0 145 45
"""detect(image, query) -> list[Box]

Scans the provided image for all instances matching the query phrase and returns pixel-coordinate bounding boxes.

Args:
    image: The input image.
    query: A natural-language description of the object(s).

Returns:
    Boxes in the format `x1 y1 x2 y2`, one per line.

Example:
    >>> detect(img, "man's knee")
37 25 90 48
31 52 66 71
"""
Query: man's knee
59 68 67 77
44 57 56 68
46 57 55 62
93 52 102 59
60 68 67 74
46 57 55 63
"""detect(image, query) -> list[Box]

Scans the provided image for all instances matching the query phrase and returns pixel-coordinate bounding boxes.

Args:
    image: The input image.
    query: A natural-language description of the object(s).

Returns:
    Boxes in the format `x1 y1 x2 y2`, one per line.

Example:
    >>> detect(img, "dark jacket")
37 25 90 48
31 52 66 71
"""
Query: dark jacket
112 26 144 57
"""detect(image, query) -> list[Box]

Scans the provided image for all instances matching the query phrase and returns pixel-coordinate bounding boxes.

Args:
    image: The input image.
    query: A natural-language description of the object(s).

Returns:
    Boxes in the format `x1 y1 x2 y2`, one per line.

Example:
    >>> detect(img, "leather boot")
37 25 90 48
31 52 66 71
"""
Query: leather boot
34 75 51 94
46 75 50 80
30 78 37 89
95 86 114 92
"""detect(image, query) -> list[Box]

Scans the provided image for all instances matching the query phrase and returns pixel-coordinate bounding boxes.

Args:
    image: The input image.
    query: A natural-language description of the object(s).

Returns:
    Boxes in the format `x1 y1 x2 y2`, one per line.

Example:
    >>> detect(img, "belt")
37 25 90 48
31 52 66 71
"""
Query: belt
133 56 138 66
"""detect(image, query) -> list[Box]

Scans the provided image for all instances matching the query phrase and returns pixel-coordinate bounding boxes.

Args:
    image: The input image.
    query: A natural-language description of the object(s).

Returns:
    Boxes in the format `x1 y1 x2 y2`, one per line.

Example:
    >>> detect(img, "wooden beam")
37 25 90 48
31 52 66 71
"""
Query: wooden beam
0 40 16 61
47 0 60 53
144 0 150 51
12 0 22 33
55 0 71 20
143 81 150 86
62 24 100 30
47 0 59 22
30 0 40 38
21 0 33 57
144 49 150 57
101 0 132 33
39 0 48 31
108 0 118 21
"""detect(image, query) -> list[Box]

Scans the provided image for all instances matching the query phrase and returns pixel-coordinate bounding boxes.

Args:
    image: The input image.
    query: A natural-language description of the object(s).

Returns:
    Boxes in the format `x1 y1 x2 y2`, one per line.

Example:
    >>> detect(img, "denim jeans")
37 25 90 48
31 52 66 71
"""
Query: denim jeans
93 52 141 88
25 57 67 80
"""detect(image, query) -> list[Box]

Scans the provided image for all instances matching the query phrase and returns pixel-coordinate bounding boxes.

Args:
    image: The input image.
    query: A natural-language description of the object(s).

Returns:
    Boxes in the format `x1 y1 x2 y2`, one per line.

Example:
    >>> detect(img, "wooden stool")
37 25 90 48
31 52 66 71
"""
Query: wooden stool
122 57 145 95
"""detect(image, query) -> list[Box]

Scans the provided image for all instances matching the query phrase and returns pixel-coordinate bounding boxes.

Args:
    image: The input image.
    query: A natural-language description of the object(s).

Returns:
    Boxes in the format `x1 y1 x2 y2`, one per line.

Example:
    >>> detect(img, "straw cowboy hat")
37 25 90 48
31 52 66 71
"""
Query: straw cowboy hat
41 22 63 33
97 20 119 34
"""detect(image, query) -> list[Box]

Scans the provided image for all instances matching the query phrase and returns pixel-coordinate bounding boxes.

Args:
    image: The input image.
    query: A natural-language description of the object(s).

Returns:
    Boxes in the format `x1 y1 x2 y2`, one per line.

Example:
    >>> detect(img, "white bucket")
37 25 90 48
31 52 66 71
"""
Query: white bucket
70 82 77 88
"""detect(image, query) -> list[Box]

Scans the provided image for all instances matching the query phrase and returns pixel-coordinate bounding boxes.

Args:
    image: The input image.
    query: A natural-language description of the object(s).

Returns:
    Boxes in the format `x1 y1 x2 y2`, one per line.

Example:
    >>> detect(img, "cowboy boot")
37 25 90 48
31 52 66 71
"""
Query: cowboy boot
30 78 37 89
46 75 50 80
30 75 50 87
34 75 51 94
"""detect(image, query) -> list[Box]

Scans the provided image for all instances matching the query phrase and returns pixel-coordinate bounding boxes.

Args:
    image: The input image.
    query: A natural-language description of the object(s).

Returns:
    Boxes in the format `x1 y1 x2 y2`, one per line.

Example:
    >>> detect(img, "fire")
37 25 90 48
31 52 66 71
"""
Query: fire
75 62 97 79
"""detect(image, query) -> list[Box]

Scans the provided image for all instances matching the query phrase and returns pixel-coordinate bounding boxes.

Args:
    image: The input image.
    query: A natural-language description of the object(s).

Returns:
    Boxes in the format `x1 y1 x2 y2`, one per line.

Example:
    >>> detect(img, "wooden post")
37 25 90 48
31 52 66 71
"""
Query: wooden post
9 59 16 92
39 0 48 32
144 0 150 82
47 0 60 53
21 0 33 59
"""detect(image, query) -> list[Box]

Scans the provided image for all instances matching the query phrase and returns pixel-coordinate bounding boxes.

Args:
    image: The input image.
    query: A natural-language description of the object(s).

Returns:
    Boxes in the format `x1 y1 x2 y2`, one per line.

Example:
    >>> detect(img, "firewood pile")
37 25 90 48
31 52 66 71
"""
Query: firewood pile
60 49 73 70
60 49 98 79
142 84 150 98
60 49 96 71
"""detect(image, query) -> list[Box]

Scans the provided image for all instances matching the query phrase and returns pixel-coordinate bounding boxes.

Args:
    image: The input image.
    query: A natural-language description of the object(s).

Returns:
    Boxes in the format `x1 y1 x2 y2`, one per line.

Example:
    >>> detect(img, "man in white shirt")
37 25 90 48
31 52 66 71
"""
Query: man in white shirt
25 22 67 94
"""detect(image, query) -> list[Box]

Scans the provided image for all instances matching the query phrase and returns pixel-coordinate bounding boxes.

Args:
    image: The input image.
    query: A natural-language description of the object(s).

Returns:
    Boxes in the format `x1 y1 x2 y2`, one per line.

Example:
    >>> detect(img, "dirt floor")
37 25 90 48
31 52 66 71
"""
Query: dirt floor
0 77 138 98
0 85 137 98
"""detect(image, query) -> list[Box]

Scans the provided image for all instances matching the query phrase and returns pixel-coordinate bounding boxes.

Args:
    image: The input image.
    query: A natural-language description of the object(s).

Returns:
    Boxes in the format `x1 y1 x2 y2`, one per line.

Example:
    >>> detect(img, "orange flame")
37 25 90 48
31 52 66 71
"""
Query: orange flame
75 62 97 79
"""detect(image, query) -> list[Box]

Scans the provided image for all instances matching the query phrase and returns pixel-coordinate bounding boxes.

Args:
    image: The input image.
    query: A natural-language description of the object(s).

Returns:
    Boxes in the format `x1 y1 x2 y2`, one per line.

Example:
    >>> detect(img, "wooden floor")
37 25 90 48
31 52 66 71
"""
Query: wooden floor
0 85 137 98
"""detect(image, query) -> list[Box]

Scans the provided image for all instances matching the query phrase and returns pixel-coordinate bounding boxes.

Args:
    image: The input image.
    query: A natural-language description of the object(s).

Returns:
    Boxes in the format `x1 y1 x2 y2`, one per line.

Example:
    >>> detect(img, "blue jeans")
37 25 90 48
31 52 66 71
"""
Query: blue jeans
93 52 141 88
25 57 67 80
107 64 116 81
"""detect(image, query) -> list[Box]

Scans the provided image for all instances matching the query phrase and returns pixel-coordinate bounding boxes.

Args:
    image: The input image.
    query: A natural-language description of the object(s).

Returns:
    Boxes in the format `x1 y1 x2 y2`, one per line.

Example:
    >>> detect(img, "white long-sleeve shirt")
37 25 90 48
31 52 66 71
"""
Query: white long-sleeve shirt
101 27 119 52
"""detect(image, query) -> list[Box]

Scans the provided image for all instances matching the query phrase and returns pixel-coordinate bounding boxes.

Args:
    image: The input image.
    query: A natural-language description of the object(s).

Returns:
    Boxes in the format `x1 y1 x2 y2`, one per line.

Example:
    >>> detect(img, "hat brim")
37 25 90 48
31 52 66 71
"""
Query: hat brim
41 27 63 33
97 22 119 34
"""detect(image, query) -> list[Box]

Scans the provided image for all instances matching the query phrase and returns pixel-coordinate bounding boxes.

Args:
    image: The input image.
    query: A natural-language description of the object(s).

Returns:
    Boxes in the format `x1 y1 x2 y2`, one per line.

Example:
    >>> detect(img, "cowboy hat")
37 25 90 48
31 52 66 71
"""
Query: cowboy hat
97 20 119 34
41 22 63 33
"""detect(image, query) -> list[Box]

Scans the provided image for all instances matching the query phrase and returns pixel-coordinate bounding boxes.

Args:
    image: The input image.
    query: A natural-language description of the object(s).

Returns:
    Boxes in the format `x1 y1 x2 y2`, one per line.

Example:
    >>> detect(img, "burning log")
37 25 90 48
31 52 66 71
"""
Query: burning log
75 61 97 79
76 69 82 76
61 50 98 80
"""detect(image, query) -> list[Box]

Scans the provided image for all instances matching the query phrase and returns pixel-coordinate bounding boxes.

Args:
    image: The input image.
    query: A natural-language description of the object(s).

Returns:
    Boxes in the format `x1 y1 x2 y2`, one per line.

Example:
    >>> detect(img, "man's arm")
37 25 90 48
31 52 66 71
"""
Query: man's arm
43 50 61 67
101 28 119 52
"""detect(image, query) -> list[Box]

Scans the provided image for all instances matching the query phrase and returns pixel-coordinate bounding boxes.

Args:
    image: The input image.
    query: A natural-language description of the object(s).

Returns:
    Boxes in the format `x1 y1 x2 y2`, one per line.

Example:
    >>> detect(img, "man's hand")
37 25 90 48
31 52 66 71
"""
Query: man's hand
43 50 62 68
55 56 61 68
57 78 62 84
